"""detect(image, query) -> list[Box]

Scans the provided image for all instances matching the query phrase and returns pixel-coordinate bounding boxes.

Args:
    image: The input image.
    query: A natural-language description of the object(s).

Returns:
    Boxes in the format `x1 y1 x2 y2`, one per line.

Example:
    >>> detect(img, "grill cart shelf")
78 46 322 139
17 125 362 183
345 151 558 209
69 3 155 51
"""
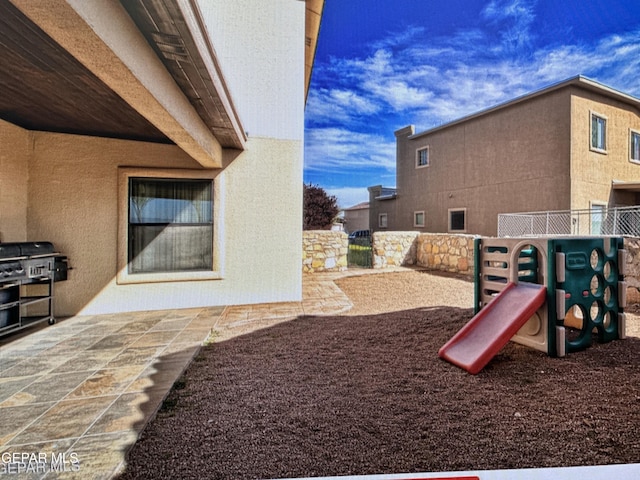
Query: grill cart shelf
0 242 68 337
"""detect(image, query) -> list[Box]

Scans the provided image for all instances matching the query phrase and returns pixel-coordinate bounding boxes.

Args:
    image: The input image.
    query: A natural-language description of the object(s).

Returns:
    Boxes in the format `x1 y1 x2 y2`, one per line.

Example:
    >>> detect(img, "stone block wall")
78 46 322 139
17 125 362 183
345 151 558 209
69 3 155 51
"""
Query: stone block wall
304 233 640 286
302 231 348 273
371 231 476 276
415 233 477 275
372 231 419 268
623 237 640 289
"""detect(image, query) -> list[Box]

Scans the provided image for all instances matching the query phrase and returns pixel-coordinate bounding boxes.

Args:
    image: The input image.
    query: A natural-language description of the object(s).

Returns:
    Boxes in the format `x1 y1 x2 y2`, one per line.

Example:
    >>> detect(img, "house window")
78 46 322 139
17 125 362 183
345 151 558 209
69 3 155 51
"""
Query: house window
416 147 429 168
590 112 607 152
590 202 606 235
414 211 425 227
128 177 213 274
631 130 640 163
449 208 467 232
378 213 388 228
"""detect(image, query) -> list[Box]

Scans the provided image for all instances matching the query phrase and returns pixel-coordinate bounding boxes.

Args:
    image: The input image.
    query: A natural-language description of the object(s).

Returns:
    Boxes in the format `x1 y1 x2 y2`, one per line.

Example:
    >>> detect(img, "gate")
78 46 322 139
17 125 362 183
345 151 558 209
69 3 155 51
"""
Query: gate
347 234 373 268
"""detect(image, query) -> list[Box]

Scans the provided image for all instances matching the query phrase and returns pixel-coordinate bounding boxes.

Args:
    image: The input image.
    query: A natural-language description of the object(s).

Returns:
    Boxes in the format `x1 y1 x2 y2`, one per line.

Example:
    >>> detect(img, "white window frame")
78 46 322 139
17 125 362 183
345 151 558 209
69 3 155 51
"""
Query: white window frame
590 111 607 154
117 167 222 285
630 129 640 164
378 213 388 228
416 146 430 169
448 208 467 233
414 210 425 228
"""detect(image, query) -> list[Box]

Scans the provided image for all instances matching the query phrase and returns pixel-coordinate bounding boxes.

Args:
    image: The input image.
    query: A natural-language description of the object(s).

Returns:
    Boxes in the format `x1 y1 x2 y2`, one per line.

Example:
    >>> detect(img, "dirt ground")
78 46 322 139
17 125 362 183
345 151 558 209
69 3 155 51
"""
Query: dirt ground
119 270 640 479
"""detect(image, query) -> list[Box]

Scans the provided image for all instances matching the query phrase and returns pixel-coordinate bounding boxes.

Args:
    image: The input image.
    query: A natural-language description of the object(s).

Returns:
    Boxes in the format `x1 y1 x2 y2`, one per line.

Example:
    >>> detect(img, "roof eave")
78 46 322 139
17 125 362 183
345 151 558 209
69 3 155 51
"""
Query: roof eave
408 75 640 140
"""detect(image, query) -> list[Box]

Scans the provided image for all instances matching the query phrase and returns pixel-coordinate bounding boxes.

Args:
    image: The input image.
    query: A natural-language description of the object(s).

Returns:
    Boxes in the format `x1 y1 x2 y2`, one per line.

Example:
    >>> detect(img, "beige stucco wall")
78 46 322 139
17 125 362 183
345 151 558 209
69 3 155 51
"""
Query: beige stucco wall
390 89 575 236
1 1 307 316
570 88 640 210
0 120 30 242
198 0 305 142
26 132 302 315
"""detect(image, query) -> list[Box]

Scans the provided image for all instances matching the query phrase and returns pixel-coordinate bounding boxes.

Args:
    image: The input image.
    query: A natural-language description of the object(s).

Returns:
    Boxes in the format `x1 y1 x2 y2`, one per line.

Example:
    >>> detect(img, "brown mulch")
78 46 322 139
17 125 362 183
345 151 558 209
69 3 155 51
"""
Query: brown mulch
119 271 640 479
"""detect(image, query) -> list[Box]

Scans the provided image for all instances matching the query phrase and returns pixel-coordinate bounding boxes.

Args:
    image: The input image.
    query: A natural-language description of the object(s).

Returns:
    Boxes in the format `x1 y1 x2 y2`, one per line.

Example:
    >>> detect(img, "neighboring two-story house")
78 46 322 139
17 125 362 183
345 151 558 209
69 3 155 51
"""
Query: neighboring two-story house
343 202 370 234
0 0 324 315
369 76 640 237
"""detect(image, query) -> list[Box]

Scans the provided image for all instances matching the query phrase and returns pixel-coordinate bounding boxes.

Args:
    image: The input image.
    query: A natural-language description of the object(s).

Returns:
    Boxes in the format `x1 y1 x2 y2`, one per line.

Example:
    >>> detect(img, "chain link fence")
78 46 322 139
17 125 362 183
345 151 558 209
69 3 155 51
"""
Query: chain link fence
498 205 640 237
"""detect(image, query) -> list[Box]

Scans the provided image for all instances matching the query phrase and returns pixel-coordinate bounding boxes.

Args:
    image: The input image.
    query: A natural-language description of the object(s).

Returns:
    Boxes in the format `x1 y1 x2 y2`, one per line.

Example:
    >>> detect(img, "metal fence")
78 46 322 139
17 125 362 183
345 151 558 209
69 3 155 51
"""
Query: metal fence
498 205 640 237
347 236 373 268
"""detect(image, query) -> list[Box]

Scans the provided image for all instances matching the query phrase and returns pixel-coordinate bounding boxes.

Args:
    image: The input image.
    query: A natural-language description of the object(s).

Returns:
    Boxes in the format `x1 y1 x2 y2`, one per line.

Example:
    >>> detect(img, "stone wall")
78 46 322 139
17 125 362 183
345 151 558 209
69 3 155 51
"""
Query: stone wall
372 231 419 268
371 231 476 276
623 237 640 289
415 233 477 275
302 231 348 273
304 232 640 287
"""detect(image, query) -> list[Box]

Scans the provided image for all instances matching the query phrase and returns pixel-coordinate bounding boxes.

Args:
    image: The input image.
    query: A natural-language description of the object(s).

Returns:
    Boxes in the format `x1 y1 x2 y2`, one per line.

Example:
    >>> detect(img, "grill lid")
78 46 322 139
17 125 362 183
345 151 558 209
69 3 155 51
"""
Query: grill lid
18 242 55 256
0 242 56 259
0 243 22 259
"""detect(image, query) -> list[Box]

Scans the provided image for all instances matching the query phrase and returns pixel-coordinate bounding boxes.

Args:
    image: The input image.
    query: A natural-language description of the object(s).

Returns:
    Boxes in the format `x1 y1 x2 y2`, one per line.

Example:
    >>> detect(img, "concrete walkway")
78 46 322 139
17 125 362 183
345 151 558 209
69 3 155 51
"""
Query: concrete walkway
0 268 394 479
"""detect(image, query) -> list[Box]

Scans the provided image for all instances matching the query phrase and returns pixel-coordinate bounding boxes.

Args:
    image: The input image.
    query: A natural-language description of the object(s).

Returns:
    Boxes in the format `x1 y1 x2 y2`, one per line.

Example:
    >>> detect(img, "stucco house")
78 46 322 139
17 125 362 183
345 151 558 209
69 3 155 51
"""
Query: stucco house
0 0 324 315
369 76 640 237
343 201 370 233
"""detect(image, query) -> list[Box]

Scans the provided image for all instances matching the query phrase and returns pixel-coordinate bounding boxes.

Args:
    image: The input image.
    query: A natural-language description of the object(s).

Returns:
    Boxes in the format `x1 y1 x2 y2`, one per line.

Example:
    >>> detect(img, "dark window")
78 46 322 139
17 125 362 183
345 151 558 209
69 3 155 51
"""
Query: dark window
128 178 213 273
450 209 466 231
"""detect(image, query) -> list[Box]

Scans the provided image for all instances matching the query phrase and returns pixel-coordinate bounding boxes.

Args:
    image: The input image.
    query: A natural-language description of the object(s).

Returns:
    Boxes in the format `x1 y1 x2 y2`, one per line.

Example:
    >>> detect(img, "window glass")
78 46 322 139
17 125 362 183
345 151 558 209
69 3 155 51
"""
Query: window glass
591 114 607 151
128 178 213 273
416 147 429 167
379 213 388 228
631 131 640 162
450 210 466 231
590 204 604 235
414 211 425 226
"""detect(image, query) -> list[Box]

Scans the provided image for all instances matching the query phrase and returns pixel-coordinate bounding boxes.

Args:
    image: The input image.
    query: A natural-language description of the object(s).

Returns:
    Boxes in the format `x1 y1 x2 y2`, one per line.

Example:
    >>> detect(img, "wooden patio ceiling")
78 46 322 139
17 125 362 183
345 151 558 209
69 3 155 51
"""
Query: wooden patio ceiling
0 0 171 144
0 0 246 150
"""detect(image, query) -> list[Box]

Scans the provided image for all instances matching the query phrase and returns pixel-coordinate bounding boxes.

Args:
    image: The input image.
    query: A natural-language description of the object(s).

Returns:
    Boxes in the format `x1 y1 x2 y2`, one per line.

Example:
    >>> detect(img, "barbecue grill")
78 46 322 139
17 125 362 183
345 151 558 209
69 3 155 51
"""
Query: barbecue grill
0 242 68 336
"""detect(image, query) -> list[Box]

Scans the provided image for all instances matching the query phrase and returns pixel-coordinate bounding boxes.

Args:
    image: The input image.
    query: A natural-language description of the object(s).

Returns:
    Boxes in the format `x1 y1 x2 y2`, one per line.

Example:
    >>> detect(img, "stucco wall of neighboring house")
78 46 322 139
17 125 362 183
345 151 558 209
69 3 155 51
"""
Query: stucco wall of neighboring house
344 206 369 233
393 89 573 236
27 132 302 316
368 186 400 233
570 87 640 210
0 120 30 242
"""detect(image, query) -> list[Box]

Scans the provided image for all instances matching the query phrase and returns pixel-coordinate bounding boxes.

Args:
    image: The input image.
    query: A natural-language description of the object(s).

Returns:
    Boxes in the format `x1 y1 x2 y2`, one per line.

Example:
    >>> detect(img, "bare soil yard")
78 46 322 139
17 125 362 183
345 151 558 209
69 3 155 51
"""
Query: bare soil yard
119 270 640 479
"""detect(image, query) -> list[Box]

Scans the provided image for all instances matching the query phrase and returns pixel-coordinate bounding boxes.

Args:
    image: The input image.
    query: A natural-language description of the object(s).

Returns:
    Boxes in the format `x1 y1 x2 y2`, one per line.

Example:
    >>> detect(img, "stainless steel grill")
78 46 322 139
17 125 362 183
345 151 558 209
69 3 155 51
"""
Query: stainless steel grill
0 242 68 336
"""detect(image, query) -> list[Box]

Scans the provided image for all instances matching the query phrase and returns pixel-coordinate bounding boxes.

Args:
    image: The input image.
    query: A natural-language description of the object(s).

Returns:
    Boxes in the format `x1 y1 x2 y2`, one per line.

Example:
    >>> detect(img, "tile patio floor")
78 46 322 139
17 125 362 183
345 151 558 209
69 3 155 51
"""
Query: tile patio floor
0 268 398 479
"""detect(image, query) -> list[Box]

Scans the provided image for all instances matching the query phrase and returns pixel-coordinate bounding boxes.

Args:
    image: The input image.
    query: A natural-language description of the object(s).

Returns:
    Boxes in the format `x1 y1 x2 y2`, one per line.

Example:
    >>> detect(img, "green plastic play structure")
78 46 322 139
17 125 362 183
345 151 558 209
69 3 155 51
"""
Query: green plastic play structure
474 236 627 357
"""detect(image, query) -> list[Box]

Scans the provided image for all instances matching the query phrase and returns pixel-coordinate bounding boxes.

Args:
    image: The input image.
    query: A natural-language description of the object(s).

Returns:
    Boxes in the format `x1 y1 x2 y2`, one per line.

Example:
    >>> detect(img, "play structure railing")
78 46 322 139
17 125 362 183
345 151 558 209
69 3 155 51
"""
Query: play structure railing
498 205 640 237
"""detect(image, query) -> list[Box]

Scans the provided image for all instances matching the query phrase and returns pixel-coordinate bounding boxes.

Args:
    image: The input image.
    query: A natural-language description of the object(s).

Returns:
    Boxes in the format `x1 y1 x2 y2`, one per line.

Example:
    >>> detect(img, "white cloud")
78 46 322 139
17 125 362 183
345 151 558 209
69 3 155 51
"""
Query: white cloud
326 186 372 210
306 88 381 125
305 127 396 173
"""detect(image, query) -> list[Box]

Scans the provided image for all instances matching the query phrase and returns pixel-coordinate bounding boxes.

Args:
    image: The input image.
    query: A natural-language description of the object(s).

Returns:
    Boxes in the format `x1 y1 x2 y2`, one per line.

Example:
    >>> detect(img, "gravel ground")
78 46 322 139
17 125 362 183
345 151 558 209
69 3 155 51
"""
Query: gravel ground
119 270 640 479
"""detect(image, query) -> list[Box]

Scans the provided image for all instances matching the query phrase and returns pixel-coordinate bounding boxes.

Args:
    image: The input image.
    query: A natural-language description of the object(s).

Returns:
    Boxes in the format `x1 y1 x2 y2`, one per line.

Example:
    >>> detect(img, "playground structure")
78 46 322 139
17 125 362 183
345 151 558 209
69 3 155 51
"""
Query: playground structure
439 236 628 374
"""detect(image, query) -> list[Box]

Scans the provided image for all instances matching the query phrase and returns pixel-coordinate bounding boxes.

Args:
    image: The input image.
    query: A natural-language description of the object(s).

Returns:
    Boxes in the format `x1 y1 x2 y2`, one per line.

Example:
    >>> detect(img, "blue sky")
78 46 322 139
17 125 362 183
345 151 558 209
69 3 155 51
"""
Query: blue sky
303 0 640 209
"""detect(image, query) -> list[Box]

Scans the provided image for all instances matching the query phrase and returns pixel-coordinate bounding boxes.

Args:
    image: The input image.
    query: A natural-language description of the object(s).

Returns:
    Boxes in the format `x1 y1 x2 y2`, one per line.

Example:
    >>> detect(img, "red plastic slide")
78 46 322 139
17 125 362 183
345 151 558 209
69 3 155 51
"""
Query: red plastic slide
438 282 547 374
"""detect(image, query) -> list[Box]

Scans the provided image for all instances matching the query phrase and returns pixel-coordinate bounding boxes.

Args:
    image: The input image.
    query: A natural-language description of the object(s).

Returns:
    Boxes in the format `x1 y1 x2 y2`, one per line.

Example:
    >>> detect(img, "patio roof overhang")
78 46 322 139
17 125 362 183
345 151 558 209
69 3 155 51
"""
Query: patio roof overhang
2 0 250 168
612 180 640 192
